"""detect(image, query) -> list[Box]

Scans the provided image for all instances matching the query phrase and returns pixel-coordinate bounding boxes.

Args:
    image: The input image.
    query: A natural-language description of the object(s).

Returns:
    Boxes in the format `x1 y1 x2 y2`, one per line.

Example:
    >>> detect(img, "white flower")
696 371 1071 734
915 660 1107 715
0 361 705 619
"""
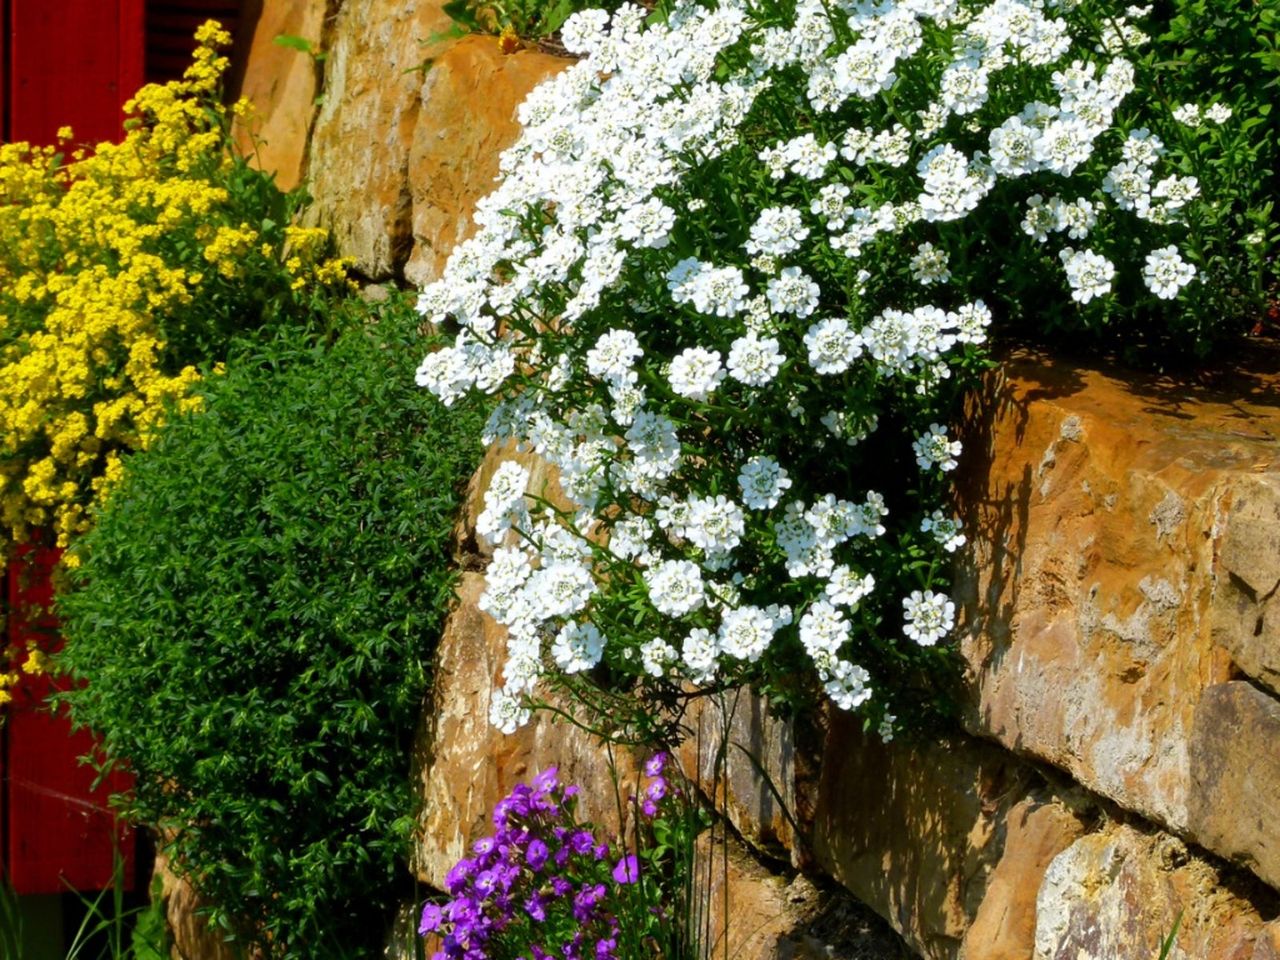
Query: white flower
640 637 677 677
988 115 1039 176
1204 102 1233 124
689 264 751 317
682 628 720 683
824 659 872 710
587 329 644 384
737 455 792 510
910 242 951 285
921 510 966 552
669 347 726 400
525 560 596 620
489 688 531 733
746 206 809 256
1151 174 1199 212
1059 247 1115 304
766 267 821 317
1052 197 1096 240
625 411 682 479
804 317 863 375
551 622 606 674
718 605 777 661
618 197 677 248
727 333 784 386
799 600 849 657
1172 102 1201 126
1142 245 1196 299
954 300 992 344
912 423 961 472
825 565 875 607
646 559 706 617
902 589 955 646
877 712 897 742
687 494 745 554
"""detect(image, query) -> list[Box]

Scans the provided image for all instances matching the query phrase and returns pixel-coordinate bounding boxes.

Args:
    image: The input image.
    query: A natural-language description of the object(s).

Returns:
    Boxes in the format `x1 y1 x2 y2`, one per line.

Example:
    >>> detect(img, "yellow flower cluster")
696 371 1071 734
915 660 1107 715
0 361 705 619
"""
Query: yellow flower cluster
0 21 348 562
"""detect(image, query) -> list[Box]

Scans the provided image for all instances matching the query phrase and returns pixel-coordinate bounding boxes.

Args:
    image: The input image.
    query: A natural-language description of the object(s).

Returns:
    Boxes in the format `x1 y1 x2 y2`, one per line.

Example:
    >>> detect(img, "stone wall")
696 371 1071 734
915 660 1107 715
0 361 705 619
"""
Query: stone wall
167 1 1280 957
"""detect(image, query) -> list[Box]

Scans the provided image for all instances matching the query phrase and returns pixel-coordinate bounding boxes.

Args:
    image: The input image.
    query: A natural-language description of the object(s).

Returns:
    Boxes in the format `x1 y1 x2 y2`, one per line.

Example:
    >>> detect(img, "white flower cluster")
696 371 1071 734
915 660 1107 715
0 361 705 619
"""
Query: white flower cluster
415 0 1213 732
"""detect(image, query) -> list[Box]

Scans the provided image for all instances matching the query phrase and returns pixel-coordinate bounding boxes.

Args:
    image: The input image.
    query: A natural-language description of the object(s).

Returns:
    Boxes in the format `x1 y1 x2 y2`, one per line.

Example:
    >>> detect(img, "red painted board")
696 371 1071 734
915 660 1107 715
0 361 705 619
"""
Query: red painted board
4 548 135 896
7 0 146 147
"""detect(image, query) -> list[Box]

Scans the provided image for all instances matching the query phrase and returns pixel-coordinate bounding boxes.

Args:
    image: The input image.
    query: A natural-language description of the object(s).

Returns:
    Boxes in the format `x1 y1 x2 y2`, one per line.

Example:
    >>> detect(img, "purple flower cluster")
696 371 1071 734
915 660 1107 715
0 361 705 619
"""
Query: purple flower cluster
420 756 672 960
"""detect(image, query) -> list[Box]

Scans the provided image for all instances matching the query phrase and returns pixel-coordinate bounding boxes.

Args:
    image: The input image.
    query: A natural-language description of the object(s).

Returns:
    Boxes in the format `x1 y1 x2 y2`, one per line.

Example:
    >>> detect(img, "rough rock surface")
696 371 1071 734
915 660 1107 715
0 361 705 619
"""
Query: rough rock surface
306 0 563 280
1033 823 1275 960
158 853 251 960
694 833 913 960
954 352 1280 887
404 37 567 286
231 0 331 191
306 0 456 278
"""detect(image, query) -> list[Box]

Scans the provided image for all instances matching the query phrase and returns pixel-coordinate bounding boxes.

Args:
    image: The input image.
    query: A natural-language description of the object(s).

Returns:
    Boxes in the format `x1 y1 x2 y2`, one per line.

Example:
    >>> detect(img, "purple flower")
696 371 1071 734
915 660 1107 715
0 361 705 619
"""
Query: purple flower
525 891 549 922
419 903 444 935
472 836 496 857
595 935 618 960
612 854 640 885
551 876 573 898
526 838 550 871
444 859 474 895
641 798 658 817
533 767 559 791
474 869 499 897
569 830 594 855
572 883 606 923
643 753 668 777
646 778 667 802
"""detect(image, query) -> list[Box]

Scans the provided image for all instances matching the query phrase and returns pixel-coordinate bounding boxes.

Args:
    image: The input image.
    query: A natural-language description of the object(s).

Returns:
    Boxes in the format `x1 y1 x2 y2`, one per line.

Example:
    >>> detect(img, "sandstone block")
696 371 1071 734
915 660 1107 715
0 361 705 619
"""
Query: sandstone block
1033 822 1272 960
232 0 330 192
307 1 563 280
1211 475 1280 695
404 37 567 286
955 352 1280 887
1188 682 1280 890
306 0 460 279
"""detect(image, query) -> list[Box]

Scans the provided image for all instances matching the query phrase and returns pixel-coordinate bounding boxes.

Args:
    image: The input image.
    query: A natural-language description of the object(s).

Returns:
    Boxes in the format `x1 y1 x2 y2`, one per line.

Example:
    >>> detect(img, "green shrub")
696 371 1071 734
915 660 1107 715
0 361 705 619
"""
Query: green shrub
55 297 484 959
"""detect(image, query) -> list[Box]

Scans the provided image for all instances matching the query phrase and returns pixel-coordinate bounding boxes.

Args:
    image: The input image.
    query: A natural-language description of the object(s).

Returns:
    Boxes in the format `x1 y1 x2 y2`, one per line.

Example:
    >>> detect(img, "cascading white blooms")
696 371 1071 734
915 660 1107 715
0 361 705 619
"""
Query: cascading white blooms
414 0 1203 733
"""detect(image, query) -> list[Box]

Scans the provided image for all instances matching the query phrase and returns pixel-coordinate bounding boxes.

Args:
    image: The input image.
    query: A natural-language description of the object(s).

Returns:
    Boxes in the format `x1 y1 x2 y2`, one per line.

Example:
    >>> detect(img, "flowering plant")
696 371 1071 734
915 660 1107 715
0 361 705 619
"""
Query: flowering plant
421 754 700 960
0 20 350 560
415 0 1259 732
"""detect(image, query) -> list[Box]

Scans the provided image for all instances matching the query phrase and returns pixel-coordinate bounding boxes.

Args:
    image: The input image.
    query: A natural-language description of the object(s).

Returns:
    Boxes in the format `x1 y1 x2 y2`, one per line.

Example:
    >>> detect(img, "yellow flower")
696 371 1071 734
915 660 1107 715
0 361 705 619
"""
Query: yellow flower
21 648 49 676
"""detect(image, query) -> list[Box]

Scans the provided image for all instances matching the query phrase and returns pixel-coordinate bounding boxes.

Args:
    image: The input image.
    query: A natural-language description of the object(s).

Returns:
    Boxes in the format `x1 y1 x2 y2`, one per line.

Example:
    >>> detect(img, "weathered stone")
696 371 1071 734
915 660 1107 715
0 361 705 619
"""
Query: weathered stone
955 352 1280 887
404 37 567 286
676 689 804 862
306 0 459 278
962 798 1088 960
1211 475 1280 695
694 833 910 960
1253 922 1280 959
156 853 250 960
307 0 564 280
810 712 1041 960
1188 682 1280 890
232 0 330 191
1033 822 1273 960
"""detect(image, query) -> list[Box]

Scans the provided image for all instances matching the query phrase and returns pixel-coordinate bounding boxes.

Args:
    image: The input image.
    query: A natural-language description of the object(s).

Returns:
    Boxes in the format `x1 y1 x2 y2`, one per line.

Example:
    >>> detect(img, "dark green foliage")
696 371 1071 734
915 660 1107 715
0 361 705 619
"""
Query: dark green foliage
55 298 484 959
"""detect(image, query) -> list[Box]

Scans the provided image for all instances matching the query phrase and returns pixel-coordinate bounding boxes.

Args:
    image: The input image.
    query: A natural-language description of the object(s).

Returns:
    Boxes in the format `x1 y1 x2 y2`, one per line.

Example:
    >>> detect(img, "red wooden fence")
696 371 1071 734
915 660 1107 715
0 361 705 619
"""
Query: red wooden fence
3 550 135 895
